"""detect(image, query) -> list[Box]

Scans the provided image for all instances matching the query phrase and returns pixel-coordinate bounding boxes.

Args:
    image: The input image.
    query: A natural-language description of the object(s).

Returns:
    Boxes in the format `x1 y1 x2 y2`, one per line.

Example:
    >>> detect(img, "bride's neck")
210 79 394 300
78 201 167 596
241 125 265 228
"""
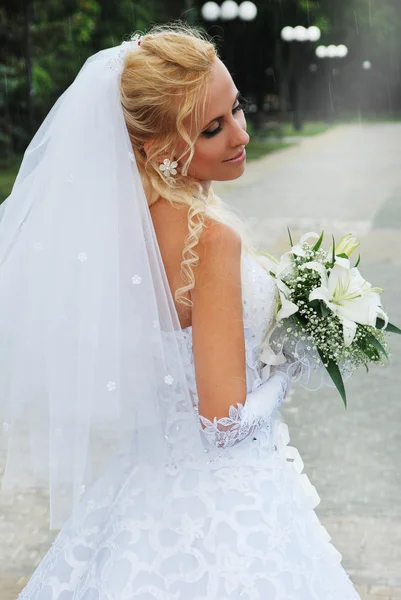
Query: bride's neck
200 180 211 195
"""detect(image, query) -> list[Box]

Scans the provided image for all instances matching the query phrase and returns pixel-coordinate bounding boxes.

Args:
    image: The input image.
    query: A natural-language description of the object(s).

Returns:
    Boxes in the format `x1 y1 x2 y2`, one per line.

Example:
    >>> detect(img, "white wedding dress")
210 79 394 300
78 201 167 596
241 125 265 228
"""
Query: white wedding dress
18 251 360 600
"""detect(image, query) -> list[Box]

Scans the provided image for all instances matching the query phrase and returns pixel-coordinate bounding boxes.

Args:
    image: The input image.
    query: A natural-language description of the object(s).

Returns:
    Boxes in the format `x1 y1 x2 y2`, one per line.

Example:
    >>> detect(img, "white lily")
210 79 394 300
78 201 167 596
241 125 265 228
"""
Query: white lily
259 254 299 322
335 233 360 258
260 232 321 280
271 232 320 280
258 256 299 368
301 257 388 347
275 278 299 322
259 250 295 278
275 251 296 278
290 232 320 257
260 283 297 370
258 252 279 274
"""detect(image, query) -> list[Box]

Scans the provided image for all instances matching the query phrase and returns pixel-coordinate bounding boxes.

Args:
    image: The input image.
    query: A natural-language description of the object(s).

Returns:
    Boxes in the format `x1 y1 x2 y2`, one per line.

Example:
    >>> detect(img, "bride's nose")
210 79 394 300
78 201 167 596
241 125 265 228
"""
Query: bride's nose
231 121 250 148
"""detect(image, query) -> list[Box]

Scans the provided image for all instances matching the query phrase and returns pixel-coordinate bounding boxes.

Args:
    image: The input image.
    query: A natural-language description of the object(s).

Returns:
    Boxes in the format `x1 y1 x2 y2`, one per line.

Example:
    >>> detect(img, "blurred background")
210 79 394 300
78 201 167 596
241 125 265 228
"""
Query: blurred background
1 0 401 201
1 2 401 599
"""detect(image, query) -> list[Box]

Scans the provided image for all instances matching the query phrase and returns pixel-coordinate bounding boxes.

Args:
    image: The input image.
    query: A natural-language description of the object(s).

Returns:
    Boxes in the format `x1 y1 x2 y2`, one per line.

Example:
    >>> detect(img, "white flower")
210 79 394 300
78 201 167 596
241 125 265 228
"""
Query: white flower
159 158 178 177
259 250 296 279
258 253 298 321
290 232 320 257
262 232 320 280
335 233 360 258
276 279 299 322
302 257 388 346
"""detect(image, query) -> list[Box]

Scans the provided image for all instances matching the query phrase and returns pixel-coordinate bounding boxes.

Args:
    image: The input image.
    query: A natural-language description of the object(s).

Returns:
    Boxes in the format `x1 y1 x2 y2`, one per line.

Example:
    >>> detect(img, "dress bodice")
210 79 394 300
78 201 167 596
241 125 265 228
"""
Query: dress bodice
181 250 277 403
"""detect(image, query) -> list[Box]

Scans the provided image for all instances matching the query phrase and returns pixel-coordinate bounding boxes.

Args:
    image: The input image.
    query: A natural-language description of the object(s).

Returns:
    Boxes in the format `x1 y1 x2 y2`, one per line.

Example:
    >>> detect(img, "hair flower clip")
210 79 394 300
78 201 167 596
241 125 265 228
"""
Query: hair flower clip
107 35 143 72
131 33 143 47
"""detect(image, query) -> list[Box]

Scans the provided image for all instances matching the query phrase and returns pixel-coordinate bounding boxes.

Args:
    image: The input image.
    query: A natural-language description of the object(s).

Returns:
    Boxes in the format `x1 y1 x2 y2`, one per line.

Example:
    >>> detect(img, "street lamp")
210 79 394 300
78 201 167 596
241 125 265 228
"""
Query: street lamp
201 1 221 21
238 1 257 21
315 44 348 59
315 45 348 122
201 1 257 22
281 26 321 43
221 0 239 20
280 25 321 131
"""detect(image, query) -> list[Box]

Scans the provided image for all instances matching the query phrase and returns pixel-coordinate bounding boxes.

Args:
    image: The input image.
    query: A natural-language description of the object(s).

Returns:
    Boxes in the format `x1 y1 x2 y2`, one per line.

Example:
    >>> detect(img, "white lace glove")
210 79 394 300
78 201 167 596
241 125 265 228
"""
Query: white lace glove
199 370 290 449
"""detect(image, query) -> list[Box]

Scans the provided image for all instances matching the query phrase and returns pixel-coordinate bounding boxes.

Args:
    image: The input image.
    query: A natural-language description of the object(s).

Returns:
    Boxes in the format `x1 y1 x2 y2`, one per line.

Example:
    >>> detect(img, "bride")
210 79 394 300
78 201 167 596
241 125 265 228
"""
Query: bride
0 23 360 599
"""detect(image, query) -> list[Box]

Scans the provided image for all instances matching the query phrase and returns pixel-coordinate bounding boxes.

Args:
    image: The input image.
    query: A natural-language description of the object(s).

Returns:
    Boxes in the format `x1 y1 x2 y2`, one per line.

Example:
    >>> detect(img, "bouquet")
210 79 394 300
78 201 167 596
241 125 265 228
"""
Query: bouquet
259 231 400 406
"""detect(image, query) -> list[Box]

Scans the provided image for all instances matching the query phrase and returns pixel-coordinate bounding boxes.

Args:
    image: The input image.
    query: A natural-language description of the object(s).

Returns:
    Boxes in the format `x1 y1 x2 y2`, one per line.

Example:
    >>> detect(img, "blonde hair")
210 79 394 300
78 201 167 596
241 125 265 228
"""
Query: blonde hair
120 23 256 308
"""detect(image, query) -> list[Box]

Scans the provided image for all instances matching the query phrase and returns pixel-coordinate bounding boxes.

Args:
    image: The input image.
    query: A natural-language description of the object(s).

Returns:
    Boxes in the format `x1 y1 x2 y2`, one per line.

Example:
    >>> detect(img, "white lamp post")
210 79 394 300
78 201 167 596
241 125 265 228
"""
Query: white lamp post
315 45 327 59
293 25 308 42
281 25 321 43
314 45 348 123
280 25 321 131
201 1 221 21
308 26 321 42
315 44 348 59
337 44 348 58
238 1 257 21
281 26 294 42
326 44 338 58
220 0 239 20
201 1 257 22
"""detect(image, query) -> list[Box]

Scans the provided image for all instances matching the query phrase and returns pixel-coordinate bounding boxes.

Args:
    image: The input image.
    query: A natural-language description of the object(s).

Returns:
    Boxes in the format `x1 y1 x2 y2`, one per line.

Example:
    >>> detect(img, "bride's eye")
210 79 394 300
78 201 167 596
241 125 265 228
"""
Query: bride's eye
233 102 244 113
201 98 245 138
202 123 222 138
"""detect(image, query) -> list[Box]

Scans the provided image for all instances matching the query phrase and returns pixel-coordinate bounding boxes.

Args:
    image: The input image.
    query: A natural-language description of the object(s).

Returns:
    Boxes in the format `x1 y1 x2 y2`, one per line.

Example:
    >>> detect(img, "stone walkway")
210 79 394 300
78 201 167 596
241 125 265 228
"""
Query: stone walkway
1 124 401 599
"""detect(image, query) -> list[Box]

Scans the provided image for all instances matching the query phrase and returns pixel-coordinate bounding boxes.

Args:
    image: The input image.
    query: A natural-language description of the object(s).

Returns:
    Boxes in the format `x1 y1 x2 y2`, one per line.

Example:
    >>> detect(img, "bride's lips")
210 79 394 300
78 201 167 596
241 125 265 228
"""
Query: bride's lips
223 148 246 164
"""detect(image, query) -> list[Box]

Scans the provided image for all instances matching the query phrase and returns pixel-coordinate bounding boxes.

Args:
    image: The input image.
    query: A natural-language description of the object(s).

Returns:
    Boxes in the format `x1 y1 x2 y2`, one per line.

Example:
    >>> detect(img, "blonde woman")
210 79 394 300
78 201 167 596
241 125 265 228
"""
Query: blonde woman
0 24 360 599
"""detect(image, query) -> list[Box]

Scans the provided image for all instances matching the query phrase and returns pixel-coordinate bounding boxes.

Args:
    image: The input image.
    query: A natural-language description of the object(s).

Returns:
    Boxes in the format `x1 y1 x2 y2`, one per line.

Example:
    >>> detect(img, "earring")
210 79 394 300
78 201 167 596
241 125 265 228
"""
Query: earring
159 158 178 178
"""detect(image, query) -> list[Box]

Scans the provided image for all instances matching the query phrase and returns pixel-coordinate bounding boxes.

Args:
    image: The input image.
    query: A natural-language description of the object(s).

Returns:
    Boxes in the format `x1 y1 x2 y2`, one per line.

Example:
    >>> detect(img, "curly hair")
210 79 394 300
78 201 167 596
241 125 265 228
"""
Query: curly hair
120 22 255 307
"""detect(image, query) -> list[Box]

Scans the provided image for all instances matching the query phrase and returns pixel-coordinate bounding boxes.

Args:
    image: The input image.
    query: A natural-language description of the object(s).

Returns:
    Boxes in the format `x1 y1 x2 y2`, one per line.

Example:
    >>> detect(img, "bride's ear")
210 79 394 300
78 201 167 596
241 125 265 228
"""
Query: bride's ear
143 139 153 157
143 139 178 166
143 139 164 161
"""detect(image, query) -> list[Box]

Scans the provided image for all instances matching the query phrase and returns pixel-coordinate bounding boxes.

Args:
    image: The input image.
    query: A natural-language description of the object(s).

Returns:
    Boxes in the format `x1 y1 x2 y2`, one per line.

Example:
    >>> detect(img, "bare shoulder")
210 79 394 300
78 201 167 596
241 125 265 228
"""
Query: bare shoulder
199 217 242 249
195 218 242 282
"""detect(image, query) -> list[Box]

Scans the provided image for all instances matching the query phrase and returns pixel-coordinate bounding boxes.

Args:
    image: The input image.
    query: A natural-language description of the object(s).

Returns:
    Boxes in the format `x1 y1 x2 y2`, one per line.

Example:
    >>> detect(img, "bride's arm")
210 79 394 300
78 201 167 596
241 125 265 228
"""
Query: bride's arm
191 221 289 448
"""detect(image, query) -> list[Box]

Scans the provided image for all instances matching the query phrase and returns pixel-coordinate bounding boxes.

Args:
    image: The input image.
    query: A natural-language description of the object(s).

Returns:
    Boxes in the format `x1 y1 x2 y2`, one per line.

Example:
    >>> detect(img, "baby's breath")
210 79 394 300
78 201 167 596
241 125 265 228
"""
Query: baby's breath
277 242 388 373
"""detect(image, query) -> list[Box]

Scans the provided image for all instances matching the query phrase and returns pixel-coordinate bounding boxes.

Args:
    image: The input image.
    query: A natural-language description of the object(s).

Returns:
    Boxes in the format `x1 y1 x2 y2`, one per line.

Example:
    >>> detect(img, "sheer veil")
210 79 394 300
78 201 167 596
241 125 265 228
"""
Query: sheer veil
0 41 208 529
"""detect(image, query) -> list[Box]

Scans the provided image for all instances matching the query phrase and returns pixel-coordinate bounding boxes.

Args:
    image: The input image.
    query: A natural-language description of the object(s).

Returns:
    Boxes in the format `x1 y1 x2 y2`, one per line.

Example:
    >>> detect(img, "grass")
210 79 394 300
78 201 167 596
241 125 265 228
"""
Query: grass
0 167 17 204
0 157 22 205
281 121 333 137
246 141 292 161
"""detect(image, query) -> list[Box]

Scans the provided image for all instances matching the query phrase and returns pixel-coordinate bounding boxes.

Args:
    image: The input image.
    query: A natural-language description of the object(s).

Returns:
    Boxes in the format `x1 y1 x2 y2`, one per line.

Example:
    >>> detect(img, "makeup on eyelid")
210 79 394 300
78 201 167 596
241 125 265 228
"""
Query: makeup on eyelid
202 101 244 138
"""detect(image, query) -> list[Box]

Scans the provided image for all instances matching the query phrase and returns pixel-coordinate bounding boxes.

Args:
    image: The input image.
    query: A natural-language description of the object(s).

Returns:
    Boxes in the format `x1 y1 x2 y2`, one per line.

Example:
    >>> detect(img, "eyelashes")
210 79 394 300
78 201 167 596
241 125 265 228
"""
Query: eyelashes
202 102 245 138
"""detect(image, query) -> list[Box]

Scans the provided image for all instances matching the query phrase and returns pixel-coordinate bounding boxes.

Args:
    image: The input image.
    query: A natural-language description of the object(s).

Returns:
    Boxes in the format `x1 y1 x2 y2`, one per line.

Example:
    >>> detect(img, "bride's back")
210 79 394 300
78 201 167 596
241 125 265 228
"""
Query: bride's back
150 198 193 328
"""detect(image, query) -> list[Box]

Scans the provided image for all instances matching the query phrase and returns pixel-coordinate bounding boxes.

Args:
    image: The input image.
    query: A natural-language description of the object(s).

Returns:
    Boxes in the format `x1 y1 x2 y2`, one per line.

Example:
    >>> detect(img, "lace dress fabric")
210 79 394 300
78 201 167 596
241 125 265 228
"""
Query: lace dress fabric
18 251 360 600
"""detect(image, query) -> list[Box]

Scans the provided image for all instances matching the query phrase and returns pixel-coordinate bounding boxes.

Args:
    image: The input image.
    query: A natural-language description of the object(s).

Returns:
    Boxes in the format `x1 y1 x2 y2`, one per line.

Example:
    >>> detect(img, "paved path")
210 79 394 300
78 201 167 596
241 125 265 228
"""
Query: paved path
1 124 401 599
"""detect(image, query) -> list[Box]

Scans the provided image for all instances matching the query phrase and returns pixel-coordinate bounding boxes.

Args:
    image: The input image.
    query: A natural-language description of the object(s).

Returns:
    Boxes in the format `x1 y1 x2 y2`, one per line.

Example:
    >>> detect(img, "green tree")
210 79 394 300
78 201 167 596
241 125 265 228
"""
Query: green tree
0 0 177 162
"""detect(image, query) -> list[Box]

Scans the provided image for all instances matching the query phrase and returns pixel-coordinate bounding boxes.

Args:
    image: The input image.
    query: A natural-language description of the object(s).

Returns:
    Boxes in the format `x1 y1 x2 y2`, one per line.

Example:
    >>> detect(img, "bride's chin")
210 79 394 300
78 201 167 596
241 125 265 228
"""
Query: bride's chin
217 165 247 182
